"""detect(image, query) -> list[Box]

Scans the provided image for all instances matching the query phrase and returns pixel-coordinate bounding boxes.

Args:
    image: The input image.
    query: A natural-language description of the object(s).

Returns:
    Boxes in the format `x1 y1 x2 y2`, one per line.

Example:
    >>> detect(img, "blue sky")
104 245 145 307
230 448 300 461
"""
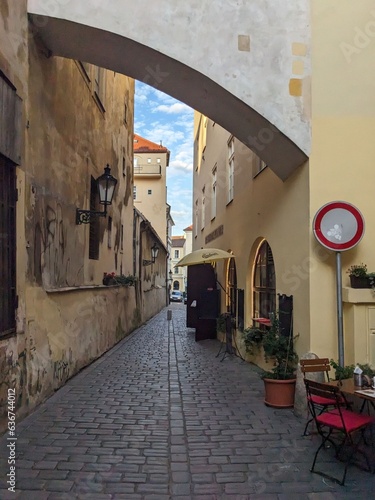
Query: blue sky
134 81 194 236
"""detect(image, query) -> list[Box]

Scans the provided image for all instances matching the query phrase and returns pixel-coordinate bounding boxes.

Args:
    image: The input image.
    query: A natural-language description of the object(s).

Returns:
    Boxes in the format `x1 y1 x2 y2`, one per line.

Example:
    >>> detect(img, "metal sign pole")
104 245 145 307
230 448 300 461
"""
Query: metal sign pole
336 251 344 366
313 202 365 368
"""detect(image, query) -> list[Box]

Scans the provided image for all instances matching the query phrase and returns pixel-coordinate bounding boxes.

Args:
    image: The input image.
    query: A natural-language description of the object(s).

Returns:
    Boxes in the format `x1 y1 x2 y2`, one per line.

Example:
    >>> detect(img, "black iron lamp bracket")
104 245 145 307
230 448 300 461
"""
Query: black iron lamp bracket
76 208 107 225
142 259 154 266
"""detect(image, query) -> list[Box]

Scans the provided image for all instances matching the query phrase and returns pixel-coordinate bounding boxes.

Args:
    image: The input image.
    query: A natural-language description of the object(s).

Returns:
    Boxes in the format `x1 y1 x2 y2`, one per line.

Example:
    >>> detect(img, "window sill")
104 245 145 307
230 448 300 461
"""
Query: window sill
44 284 123 294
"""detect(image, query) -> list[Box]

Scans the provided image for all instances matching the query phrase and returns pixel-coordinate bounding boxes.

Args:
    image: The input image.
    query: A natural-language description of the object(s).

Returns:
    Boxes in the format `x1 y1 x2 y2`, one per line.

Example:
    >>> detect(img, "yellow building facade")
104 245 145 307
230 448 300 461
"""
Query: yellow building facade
193 1 375 369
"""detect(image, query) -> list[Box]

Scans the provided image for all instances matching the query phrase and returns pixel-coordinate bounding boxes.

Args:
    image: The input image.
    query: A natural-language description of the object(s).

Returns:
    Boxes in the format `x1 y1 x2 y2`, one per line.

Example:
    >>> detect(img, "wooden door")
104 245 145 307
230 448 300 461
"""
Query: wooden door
186 264 219 341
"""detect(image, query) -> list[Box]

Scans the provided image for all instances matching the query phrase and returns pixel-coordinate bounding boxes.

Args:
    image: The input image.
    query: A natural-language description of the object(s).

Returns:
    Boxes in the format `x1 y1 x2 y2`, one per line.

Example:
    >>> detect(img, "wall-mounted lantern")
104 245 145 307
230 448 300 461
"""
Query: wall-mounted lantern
76 165 117 225
143 243 159 266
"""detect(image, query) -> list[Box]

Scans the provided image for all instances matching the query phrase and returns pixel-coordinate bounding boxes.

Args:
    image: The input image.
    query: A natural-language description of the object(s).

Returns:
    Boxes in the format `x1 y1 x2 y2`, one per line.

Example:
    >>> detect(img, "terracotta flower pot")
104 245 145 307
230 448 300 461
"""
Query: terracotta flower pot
263 378 296 408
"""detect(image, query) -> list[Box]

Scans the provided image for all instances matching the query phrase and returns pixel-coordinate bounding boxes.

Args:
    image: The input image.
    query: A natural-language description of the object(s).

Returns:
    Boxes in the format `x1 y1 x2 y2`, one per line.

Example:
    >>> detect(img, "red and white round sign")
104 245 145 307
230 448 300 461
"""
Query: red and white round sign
313 201 365 251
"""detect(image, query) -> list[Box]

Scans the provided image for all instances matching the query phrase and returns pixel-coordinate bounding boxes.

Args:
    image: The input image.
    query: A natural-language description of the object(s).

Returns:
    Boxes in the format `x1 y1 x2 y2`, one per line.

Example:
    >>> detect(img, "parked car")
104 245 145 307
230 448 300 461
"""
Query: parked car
170 291 183 302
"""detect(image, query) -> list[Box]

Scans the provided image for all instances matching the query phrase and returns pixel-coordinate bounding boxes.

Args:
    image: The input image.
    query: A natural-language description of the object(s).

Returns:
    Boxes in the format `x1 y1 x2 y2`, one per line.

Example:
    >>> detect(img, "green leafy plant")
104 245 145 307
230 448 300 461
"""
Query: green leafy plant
330 359 375 380
243 312 298 380
113 274 138 286
103 273 138 286
367 272 375 291
262 313 299 380
329 359 355 380
346 263 367 277
216 313 227 333
242 326 264 355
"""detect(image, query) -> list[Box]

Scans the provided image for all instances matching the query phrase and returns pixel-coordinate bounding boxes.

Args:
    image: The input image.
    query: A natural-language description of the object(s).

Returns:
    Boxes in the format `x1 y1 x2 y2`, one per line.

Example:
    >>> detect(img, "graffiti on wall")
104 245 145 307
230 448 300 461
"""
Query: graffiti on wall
53 359 69 382
33 200 80 287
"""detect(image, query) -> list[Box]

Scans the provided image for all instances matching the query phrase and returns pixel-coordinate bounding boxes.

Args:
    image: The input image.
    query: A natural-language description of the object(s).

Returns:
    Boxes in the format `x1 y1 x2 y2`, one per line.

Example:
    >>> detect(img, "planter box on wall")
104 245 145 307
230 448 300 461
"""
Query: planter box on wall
349 276 371 289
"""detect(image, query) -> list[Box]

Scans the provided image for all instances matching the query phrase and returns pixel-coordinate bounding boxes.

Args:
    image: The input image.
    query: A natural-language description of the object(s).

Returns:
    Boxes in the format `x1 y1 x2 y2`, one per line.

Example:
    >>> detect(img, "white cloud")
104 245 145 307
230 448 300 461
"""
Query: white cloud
154 102 192 114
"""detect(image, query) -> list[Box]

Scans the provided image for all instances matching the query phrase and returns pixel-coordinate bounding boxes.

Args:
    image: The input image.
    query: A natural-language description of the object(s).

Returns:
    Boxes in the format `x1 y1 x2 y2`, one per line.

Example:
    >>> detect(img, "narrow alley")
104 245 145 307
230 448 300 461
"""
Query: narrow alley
1 306 374 499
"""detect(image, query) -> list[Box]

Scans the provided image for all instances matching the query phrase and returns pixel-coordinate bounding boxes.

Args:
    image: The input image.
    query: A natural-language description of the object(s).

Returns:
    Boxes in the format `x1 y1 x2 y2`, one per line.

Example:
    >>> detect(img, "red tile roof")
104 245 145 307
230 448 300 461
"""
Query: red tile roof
134 134 169 154
172 236 185 248
183 224 193 232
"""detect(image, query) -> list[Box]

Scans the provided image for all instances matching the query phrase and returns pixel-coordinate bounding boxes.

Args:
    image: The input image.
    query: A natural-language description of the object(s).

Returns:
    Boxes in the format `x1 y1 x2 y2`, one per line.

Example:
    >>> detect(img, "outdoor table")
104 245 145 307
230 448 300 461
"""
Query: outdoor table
327 378 375 414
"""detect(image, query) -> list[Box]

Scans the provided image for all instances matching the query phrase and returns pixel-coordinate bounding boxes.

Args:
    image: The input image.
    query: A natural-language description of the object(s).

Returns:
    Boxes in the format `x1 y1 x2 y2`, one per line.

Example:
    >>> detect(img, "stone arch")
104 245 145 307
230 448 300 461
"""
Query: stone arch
28 0 310 180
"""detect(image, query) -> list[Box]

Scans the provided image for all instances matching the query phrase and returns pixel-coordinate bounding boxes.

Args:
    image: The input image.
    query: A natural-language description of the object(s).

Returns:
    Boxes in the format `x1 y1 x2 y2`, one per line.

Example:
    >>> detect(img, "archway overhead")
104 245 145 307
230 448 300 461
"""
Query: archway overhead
28 0 310 180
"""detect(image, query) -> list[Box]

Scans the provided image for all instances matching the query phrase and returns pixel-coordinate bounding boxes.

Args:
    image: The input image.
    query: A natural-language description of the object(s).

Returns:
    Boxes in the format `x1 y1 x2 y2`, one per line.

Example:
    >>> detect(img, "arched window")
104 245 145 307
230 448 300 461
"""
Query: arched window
173 280 180 290
253 241 276 319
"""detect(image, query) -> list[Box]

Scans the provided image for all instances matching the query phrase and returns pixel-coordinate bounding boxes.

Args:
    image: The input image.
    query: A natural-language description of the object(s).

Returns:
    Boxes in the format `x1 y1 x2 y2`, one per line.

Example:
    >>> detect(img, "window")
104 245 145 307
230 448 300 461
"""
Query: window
133 185 137 200
253 241 276 319
211 165 217 220
0 154 17 337
120 224 124 251
124 102 128 124
227 258 237 317
89 176 100 260
157 158 161 163
253 157 267 178
227 136 234 203
201 187 205 229
93 66 106 110
107 216 112 248
122 157 126 177
78 61 91 82
148 189 152 195
194 199 198 236
175 267 179 274
147 158 151 163
174 250 179 258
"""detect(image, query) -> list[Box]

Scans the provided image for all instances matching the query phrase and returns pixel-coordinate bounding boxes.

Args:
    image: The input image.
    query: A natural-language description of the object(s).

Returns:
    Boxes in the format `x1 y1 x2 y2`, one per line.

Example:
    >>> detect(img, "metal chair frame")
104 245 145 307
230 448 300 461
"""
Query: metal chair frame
304 379 374 485
301 358 334 436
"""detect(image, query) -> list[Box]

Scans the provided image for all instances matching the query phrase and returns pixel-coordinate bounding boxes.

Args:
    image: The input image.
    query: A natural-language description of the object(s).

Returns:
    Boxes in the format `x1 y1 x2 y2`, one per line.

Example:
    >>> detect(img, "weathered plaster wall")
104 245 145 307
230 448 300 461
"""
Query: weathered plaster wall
0 1 142 433
139 225 168 323
19 285 137 423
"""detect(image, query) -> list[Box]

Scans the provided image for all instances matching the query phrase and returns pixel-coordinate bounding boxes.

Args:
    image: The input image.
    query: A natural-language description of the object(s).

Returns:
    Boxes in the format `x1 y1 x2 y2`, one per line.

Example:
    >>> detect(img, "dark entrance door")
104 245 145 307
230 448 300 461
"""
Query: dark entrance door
186 264 219 341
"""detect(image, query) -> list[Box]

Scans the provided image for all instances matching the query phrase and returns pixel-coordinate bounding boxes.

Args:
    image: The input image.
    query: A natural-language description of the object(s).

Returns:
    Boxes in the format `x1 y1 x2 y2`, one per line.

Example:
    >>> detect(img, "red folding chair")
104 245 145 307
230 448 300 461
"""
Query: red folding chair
304 379 374 485
301 358 347 436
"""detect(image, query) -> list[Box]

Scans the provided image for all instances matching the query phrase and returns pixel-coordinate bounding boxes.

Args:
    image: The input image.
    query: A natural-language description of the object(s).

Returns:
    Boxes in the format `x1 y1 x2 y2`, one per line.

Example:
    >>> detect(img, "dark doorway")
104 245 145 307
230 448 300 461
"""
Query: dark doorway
186 264 219 341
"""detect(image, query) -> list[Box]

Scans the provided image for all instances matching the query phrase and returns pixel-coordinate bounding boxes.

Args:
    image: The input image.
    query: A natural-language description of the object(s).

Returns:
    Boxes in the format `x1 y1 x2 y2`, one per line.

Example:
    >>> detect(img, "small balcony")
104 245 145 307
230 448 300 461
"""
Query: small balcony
134 164 162 178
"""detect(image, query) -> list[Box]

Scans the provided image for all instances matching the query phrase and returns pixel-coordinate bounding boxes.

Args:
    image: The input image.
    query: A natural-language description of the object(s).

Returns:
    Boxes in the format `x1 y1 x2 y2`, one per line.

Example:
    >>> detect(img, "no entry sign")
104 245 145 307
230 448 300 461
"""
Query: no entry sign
313 201 365 251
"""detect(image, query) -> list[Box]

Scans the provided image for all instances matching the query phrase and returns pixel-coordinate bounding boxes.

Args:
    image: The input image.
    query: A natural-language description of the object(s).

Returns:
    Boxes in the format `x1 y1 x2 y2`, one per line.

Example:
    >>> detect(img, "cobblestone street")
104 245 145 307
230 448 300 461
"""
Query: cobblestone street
1 305 375 499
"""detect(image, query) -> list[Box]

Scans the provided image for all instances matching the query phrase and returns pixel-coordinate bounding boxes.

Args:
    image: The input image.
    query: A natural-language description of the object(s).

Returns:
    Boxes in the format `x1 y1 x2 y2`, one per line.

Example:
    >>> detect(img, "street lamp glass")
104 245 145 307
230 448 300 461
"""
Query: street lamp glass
97 165 117 205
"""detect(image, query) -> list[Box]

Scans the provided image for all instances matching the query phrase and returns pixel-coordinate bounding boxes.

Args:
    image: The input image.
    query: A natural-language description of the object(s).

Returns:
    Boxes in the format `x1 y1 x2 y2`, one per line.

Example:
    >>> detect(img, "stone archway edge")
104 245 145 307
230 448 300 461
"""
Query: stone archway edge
28 0 310 180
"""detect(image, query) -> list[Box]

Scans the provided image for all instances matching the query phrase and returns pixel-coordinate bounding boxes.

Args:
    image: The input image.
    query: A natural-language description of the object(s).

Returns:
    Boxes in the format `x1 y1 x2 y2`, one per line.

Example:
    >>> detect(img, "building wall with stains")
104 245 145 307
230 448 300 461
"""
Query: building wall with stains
0 1 143 433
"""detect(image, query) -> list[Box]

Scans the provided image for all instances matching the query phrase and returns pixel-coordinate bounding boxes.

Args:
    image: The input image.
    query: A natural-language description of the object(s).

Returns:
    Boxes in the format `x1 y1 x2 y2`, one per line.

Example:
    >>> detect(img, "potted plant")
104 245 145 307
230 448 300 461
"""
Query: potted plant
347 263 370 288
243 312 298 408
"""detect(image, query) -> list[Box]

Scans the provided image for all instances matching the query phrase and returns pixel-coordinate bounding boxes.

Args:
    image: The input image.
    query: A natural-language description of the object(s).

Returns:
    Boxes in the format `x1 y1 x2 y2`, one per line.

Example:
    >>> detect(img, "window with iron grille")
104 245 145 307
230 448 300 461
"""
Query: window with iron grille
89 176 100 260
0 154 17 337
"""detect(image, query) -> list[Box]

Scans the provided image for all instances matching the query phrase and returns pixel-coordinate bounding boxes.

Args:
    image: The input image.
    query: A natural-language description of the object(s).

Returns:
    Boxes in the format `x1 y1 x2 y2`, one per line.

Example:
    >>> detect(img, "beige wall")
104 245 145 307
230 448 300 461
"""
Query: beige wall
193 114 311 359
194 1 375 368
308 0 375 362
134 150 168 246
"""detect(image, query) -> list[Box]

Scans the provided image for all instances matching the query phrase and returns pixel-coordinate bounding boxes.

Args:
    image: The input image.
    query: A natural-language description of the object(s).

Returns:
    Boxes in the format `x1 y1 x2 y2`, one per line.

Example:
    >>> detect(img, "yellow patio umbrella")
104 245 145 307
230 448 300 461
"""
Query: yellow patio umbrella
175 248 234 267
